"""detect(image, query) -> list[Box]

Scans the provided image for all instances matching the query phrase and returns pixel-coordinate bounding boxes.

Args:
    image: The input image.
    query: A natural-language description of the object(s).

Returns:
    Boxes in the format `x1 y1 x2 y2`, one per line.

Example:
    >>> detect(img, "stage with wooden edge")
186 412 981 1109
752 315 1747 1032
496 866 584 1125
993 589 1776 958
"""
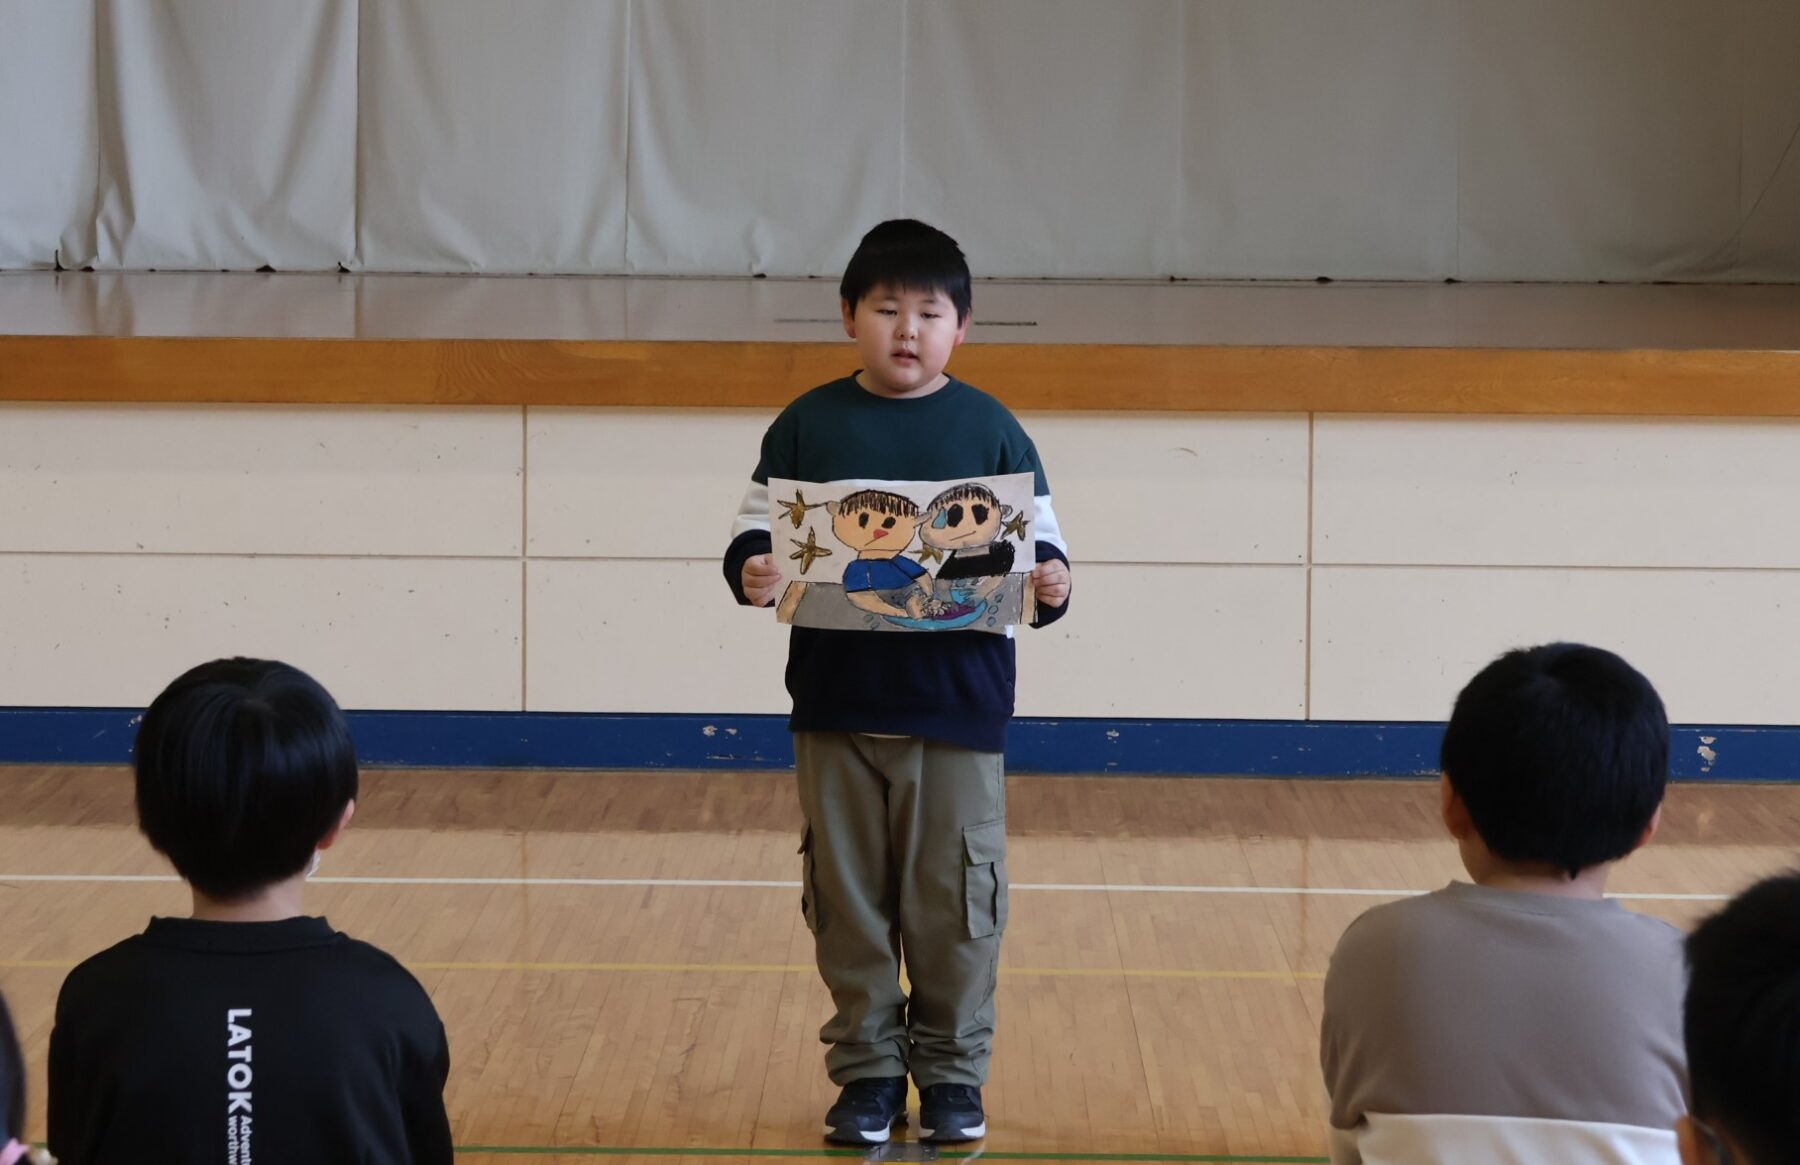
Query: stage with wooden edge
3 273 1799 414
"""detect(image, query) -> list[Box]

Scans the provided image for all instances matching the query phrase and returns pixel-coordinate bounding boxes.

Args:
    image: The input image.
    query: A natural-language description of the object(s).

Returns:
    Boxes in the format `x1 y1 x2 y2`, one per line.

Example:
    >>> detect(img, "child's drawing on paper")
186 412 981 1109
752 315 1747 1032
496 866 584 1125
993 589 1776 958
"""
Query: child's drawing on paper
921 482 1017 609
831 489 935 620
769 473 1035 634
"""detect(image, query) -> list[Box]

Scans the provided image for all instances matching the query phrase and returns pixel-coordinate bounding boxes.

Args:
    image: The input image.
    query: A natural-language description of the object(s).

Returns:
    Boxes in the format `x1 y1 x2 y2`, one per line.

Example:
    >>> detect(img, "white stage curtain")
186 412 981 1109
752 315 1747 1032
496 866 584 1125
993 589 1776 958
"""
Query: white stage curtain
355 0 629 273
0 0 96 268
0 0 1794 280
903 0 1184 278
1181 0 1458 280
1735 0 1800 281
1458 0 1743 282
90 0 356 270
626 0 902 276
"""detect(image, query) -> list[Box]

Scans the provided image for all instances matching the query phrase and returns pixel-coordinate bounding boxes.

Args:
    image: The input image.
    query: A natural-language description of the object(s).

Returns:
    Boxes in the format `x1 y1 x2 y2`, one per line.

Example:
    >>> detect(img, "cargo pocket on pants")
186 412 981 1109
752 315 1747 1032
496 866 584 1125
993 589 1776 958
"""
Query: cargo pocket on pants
798 826 822 934
962 818 1009 940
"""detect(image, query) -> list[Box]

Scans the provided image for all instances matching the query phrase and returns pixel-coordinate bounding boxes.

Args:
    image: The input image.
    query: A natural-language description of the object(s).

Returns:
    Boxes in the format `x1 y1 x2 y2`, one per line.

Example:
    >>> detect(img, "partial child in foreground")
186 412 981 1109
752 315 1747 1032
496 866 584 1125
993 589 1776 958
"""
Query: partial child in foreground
0 990 52 1163
1677 870 1800 1165
1321 643 1686 1163
48 658 452 1165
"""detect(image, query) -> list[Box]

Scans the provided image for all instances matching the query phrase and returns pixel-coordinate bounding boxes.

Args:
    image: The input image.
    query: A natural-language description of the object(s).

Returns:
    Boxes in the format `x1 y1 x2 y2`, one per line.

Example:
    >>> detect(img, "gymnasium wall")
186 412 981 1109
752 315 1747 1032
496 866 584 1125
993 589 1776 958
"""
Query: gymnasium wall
5 403 1798 739
2 0 1797 282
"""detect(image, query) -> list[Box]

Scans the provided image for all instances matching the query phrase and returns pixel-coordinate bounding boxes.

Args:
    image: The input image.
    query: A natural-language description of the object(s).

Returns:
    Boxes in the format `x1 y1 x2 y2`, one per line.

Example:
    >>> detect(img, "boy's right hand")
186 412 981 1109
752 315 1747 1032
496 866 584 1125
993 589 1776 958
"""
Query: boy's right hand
742 554 783 607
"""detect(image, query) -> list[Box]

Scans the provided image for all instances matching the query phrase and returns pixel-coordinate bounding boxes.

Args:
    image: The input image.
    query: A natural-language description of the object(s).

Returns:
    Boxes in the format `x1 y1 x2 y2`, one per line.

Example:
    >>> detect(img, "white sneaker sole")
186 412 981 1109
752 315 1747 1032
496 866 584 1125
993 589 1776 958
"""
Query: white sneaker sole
823 1122 896 1145
920 1121 986 1142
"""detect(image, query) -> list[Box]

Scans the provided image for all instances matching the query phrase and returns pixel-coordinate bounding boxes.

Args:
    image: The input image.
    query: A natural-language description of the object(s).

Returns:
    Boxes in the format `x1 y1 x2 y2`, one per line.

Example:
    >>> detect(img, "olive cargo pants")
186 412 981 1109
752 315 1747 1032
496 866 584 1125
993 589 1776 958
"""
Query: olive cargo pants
794 732 1008 1087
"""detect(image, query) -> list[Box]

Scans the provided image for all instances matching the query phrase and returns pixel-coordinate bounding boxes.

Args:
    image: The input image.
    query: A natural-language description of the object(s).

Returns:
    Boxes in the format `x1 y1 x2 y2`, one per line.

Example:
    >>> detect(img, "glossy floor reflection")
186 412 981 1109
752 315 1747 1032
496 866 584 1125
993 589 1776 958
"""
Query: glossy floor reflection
3 767 1795 1161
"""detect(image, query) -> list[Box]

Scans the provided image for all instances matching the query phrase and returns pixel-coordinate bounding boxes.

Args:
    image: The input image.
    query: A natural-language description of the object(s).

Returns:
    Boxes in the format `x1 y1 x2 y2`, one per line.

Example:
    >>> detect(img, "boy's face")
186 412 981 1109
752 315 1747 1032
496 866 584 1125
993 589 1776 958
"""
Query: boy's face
831 503 921 554
921 497 1005 550
841 283 968 398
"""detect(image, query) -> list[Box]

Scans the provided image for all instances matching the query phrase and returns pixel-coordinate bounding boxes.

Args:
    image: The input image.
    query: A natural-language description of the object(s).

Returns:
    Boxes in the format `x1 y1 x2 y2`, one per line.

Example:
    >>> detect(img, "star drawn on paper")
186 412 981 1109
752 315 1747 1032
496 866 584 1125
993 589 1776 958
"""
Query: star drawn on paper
915 544 945 564
776 490 822 528
788 527 834 574
1003 512 1030 541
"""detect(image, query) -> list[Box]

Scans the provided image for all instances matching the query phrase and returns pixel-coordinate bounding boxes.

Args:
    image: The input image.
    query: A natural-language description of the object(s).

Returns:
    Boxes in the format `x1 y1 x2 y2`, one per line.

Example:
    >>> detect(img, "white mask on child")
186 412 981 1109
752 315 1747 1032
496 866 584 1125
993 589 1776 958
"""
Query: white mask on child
306 850 322 880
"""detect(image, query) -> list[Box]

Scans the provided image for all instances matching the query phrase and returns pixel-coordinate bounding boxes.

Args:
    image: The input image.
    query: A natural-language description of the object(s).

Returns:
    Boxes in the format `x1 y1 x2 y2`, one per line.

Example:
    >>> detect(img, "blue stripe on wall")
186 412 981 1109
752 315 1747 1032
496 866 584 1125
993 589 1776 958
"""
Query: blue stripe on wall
0 709 1790 780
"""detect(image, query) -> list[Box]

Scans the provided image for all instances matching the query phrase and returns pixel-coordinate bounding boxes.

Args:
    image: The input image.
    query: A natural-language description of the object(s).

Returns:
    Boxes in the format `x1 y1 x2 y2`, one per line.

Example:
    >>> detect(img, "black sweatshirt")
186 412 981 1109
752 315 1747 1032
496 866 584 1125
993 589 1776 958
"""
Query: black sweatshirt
49 916 451 1165
724 376 1071 752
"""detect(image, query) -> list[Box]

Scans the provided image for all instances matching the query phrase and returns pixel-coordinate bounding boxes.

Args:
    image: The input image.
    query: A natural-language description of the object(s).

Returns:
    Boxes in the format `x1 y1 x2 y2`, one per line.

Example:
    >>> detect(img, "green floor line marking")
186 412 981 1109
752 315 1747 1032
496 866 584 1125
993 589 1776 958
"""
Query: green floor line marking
455 1148 1327 1163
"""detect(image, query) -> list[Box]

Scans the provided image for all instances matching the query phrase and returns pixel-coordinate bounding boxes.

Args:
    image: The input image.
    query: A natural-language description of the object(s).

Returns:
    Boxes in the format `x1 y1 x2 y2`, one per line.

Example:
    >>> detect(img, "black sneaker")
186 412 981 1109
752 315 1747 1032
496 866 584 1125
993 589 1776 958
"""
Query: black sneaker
823 1076 908 1145
918 1083 986 1142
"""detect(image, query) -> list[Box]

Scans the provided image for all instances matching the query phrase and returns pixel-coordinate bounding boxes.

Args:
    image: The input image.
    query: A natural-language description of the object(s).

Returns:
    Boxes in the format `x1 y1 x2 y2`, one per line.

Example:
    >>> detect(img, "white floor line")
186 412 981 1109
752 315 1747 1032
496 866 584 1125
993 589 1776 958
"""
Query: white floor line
0 873 1730 901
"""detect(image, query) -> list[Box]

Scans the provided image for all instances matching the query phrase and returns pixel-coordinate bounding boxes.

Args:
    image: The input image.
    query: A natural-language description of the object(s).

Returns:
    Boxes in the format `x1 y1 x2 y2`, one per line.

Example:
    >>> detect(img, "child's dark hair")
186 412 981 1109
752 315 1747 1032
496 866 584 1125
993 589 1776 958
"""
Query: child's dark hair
0 990 22 1147
836 489 920 518
1683 871 1800 1164
927 482 1000 511
840 219 972 323
1439 643 1667 877
135 657 359 901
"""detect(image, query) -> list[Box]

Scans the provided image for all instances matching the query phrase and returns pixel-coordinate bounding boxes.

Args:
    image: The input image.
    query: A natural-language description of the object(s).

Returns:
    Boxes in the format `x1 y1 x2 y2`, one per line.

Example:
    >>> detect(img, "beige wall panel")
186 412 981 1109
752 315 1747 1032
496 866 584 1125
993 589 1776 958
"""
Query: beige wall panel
1311 566 1800 724
1023 412 1307 564
526 559 789 714
1015 564 1306 720
1314 416 1800 568
1182 0 1457 279
0 555 521 709
626 0 903 276
1458 0 1740 280
528 408 774 559
904 0 1182 277
0 404 522 556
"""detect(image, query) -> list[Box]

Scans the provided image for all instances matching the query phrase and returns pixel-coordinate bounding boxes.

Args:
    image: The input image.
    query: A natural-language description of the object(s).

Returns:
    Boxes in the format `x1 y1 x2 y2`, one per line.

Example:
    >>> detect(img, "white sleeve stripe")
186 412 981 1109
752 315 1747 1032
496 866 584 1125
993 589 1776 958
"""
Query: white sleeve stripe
1033 494 1068 555
729 480 771 541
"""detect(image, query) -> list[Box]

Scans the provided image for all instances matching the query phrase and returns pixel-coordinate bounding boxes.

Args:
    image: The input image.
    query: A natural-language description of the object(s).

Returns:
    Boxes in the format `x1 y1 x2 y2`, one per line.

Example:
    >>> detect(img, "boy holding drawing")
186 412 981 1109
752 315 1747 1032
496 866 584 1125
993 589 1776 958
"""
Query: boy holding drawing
723 219 1071 1144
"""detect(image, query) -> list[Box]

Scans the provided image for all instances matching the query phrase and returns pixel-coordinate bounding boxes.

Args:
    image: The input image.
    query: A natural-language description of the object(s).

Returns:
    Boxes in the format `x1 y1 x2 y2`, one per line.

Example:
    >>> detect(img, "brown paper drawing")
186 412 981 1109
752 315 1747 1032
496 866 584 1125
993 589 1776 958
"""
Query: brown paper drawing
768 474 1036 634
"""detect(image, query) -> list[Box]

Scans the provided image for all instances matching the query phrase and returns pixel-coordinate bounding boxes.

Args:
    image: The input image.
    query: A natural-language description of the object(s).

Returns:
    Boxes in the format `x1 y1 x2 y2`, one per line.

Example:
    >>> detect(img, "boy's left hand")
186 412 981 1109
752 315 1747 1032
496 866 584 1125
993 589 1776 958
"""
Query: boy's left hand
1032 559 1071 608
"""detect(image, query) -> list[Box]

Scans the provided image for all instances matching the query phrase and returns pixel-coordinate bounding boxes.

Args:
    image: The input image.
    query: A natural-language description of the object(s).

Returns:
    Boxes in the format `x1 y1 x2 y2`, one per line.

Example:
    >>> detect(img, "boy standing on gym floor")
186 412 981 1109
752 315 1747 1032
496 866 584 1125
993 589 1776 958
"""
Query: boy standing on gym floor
724 220 1072 1145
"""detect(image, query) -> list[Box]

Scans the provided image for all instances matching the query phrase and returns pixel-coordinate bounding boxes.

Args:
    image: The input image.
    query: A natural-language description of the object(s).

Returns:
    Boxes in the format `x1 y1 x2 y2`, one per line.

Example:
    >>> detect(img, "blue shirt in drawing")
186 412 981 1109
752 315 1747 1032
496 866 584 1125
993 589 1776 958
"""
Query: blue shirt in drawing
843 556 926 594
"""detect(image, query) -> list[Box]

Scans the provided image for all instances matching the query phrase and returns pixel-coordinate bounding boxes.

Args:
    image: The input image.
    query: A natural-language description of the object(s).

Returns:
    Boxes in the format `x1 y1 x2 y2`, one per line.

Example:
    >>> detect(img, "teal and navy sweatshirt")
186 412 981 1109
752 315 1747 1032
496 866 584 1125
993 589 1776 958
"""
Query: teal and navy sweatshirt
724 375 1070 752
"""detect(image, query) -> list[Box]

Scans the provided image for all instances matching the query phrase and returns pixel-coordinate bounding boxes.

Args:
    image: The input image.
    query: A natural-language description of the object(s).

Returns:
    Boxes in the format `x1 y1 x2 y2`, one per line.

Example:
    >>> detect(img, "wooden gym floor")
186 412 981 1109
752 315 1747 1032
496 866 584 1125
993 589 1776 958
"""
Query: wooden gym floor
2 766 1795 1163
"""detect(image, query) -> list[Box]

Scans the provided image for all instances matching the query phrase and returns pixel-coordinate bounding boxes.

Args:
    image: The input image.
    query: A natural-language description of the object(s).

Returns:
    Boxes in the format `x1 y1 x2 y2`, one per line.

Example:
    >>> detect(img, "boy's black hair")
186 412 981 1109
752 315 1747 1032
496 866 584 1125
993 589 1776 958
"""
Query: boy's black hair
836 489 920 518
0 991 21 1144
1684 872 1800 1165
135 657 359 901
840 219 972 323
927 482 1000 511
1439 643 1667 878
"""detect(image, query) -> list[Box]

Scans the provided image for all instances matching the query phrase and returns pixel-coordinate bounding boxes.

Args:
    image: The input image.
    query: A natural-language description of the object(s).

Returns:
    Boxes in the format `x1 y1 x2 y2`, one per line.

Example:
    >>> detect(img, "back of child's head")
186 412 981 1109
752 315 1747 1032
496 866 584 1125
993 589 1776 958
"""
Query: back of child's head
135 657 358 901
840 219 972 323
1683 872 1800 1165
1440 642 1667 877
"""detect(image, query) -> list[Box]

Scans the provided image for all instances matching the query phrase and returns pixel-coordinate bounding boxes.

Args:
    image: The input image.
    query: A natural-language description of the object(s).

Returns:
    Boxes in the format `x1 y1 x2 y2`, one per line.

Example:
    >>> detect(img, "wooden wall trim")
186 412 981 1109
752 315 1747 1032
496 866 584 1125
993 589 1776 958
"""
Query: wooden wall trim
4 336 1799 415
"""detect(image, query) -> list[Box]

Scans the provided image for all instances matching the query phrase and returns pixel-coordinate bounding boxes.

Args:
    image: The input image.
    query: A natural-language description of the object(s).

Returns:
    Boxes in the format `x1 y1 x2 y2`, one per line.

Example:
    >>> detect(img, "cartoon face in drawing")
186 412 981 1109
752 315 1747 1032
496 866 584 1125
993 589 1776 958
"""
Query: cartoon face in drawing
921 483 1010 552
828 489 923 556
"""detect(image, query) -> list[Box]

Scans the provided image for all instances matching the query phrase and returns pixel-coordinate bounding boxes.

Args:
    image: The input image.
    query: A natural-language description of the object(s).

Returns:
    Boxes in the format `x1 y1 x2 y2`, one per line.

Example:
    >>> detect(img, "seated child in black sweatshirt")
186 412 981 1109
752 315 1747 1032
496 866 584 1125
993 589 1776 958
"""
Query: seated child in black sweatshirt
48 658 452 1165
